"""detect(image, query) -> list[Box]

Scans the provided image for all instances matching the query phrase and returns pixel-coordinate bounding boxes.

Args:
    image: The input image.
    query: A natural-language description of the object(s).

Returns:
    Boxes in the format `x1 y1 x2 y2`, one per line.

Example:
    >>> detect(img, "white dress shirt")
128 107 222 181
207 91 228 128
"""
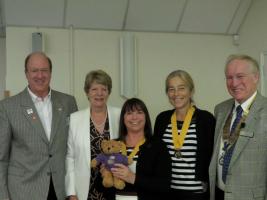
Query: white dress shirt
28 88 52 141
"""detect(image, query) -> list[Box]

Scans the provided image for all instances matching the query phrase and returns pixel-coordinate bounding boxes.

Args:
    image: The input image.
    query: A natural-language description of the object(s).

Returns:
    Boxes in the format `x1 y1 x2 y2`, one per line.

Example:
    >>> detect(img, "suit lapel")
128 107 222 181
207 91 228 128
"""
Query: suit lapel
50 91 64 144
20 88 49 144
214 101 233 161
216 100 233 140
82 108 91 169
229 94 263 169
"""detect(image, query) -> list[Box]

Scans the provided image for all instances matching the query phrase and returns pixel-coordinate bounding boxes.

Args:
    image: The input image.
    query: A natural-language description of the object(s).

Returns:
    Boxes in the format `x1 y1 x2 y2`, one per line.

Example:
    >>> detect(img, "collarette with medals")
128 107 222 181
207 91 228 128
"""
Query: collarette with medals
171 105 195 158
121 138 146 161
222 110 247 147
222 96 256 151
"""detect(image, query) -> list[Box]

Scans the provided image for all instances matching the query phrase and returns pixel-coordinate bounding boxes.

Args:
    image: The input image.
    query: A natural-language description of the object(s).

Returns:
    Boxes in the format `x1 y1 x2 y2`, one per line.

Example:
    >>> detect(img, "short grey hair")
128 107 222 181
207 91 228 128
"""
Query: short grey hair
84 69 112 94
225 54 259 74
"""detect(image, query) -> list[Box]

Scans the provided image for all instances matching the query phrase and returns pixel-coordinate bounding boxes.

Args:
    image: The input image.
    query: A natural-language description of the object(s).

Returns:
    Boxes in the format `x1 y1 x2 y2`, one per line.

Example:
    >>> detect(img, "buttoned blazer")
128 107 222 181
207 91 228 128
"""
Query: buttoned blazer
0 88 78 200
65 105 121 200
209 93 267 200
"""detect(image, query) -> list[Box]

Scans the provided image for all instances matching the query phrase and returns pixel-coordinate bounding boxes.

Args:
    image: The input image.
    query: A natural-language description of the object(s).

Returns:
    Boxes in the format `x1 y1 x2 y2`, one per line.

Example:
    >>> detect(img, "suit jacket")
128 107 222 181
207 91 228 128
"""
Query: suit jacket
0 88 78 200
209 93 267 200
65 106 121 200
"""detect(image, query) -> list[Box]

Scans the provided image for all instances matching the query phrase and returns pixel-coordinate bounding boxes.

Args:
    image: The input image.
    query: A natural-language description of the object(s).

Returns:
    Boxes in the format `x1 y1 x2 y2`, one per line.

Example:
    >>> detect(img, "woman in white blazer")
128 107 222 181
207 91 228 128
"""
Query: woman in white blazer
65 70 121 200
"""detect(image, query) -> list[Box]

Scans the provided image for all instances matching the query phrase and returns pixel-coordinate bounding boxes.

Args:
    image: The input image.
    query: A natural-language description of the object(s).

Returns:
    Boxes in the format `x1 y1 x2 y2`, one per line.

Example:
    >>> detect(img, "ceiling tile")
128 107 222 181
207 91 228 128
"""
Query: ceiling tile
65 0 127 29
227 0 252 34
0 0 253 36
179 0 241 34
125 0 186 32
5 0 65 27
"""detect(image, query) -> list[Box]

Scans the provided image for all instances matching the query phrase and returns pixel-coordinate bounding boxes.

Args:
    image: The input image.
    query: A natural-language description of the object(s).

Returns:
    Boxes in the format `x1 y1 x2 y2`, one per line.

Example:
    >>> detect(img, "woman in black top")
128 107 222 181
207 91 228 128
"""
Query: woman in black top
111 98 171 200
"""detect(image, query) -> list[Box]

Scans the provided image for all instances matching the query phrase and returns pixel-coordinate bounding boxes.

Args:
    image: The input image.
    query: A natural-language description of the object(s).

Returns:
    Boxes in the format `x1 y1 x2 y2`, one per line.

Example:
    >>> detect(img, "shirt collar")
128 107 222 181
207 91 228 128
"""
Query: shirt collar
234 91 257 115
27 87 51 103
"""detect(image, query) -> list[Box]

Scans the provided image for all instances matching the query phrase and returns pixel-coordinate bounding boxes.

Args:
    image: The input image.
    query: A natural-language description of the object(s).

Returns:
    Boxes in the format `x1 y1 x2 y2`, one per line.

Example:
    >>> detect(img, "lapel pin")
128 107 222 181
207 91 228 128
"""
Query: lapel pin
58 107 62 111
27 108 33 115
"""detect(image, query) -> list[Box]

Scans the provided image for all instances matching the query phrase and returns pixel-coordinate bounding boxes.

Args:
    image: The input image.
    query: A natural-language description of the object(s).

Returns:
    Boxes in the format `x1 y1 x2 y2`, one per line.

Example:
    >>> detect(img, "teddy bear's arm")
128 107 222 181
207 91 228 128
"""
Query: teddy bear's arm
91 154 107 168
115 154 129 166
91 158 98 168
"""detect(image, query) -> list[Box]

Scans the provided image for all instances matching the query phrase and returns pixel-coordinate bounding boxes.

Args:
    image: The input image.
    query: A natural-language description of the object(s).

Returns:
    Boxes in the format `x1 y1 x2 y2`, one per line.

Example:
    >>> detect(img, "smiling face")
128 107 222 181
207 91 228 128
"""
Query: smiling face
87 82 109 109
25 53 51 98
225 59 259 103
167 76 192 111
124 106 146 134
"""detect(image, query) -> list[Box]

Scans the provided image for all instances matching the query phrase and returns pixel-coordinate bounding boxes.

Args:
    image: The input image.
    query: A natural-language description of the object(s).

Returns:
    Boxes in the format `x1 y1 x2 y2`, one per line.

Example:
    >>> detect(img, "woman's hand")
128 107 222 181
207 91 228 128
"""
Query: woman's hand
111 163 136 184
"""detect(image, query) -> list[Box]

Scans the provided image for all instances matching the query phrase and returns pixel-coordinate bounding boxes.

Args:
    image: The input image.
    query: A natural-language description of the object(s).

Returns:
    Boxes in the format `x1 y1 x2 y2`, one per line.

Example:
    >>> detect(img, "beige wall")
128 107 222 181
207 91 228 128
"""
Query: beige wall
6 26 237 125
3 0 267 125
6 27 72 95
238 0 267 57
238 0 267 96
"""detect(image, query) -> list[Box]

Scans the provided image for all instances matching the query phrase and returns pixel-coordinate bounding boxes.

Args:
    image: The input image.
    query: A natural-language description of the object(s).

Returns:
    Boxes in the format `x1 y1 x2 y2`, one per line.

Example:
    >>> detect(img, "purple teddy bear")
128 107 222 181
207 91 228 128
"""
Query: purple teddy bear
91 139 130 190
95 153 128 170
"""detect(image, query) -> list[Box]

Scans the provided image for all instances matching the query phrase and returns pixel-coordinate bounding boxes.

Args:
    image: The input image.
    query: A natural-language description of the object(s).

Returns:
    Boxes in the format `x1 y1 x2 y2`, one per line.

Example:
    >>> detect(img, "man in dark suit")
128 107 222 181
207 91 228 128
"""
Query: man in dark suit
0 52 78 200
209 54 267 200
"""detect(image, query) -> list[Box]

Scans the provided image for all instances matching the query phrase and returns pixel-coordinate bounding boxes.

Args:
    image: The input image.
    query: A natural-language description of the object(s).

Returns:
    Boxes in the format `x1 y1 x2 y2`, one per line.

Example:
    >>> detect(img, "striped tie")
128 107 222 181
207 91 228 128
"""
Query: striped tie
222 105 243 183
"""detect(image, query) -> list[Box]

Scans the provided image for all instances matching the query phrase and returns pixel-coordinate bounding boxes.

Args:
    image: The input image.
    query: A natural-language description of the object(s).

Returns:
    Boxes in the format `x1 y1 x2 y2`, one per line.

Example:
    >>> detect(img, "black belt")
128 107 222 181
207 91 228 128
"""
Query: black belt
116 191 137 196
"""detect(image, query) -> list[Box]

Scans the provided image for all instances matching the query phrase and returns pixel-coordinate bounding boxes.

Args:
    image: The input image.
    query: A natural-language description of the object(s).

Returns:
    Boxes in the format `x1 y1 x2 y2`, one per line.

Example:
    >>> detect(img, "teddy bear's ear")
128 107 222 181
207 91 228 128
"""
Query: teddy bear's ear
118 141 123 149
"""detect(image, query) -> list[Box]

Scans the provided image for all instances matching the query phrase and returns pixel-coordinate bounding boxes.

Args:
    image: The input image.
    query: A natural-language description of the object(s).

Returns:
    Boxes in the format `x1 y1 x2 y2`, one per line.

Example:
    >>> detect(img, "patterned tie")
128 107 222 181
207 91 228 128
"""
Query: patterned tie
222 105 243 183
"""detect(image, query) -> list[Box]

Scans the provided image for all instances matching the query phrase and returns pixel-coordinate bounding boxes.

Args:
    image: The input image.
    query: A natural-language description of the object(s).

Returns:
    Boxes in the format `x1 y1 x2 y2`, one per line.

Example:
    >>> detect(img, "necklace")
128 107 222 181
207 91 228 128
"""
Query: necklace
91 118 106 128
90 109 107 130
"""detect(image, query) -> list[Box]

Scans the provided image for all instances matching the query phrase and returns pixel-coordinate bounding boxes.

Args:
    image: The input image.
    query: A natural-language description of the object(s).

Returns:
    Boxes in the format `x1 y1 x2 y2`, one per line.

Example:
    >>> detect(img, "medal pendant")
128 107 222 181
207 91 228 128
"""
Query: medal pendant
174 150 182 158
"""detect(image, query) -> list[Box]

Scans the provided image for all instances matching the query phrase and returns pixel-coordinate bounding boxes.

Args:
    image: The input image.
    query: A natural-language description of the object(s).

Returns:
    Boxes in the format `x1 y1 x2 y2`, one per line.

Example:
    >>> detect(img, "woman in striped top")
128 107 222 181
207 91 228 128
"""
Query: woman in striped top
154 70 215 200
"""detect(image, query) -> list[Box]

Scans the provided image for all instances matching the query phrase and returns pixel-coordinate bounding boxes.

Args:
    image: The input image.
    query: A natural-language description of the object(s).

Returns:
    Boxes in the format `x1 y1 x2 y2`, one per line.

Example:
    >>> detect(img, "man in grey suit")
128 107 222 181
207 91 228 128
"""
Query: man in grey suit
0 52 78 200
209 54 267 200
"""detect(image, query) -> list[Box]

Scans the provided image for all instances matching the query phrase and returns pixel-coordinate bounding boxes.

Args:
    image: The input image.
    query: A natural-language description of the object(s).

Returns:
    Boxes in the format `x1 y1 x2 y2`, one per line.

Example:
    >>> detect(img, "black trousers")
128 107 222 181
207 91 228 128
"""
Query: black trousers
215 186 224 200
47 177 58 200
170 189 209 200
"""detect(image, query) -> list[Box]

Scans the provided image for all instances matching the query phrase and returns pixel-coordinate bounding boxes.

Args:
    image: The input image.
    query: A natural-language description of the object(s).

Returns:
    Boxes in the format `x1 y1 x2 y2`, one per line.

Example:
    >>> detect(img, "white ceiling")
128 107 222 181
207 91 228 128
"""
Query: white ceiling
0 0 253 38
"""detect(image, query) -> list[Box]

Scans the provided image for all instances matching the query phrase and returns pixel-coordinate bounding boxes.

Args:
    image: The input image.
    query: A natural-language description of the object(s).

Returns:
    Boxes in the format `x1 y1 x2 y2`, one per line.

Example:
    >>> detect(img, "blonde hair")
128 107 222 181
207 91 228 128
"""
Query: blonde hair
165 69 195 94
